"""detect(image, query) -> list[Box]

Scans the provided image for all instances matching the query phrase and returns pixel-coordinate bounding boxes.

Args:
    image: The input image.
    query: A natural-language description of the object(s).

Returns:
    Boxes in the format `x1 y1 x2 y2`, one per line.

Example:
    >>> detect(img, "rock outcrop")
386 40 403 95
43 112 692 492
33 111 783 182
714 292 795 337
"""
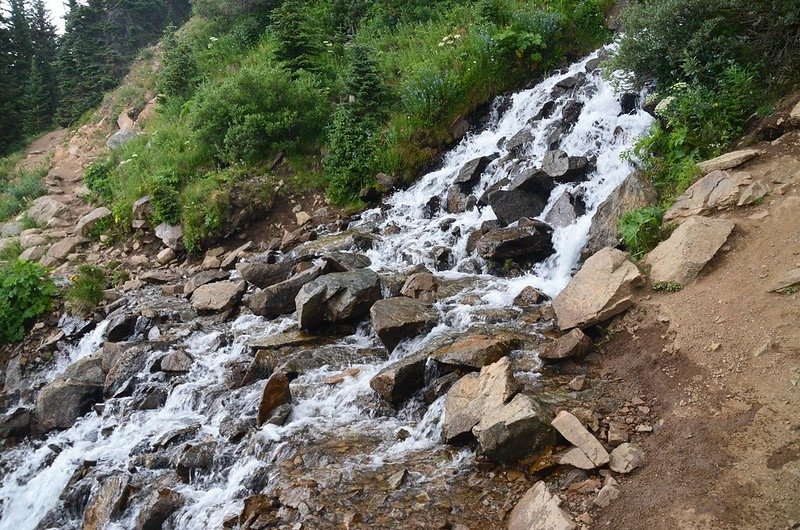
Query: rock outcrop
476 220 554 262
696 148 760 173
295 269 382 329
665 170 766 221
370 297 438 352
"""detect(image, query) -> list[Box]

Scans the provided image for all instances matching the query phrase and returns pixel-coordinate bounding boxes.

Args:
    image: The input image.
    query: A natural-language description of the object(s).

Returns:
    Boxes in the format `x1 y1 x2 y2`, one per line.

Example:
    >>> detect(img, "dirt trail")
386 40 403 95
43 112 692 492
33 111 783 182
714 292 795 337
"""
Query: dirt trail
592 131 800 529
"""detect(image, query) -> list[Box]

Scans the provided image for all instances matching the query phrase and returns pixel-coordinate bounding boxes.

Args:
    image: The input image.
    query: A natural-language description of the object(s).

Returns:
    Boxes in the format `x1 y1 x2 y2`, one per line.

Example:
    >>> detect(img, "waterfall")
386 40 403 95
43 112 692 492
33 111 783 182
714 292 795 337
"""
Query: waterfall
0 47 652 529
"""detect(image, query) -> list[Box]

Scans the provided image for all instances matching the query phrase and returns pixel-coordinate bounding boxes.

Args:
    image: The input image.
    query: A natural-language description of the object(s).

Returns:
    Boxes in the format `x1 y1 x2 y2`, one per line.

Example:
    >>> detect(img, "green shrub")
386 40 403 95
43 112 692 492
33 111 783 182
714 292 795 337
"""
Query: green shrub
160 28 199 100
325 107 378 204
619 207 665 260
0 164 48 221
0 259 56 344
181 176 231 253
65 264 107 317
149 170 183 225
188 64 329 164
85 157 116 203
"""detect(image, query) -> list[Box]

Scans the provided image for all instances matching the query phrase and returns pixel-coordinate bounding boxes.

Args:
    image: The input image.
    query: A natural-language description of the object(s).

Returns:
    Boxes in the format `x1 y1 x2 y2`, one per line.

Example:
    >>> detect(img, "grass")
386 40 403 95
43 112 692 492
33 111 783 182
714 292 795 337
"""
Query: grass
0 161 48 221
64 264 107 317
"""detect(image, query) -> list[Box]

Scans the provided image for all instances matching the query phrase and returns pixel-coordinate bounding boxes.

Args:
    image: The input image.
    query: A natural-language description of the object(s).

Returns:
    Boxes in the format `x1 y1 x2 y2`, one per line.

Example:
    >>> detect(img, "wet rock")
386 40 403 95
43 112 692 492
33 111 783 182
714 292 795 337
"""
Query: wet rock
489 188 549 225
541 150 591 182
35 377 104 433
27 196 68 225
433 335 515 371
508 481 576 530
160 350 193 373
454 156 495 190
175 441 216 480
183 269 230 295
401 272 438 303
370 297 439 352
133 384 168 410
513 286 546 306
555 73 585 90
104 345 148 398
370 354 429 406
561 100 584 126
423 196 441 218
191 280 246 312
82 474 130 530
553 247 643 330
697 148 760 173
445 185 469 214
76 207 113 237
324 252 372 272
665 170 754 220
540 329 592 361
476 221 554 262
257 372 291 427
544 190 579 229
0 407 32 440
442 357 516 443
584 171 657 257
247 263 329 318
506 128 533 155
645 216 734 286
475 394 554 463
619 93 638 115
551 411 610 468
248 330 319 351
134 488 184 530
431 246 454 271
422 372 460 404
531 100 556 122
609 442 645 473
295 268 382 329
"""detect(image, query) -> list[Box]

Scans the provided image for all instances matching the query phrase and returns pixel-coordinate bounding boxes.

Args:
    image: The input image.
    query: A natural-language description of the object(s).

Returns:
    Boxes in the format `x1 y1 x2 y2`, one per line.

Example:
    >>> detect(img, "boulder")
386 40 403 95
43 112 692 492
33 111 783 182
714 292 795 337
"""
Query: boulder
19 245 47 262
156 247 176 265
508 166 556 194
432 335 515 371
155 223 183 251
76 207 113 236
553 248 643 330
445 185 469 214
132 196 152 223
183 269 230 295
540 329 592 361
0 407 32 440
46 236 86 260
35 377 104 433
544 190 579 229
82 474 130 530
609 442 645 473
1 221 23 237
767 268 800 293
737 181 769 206
513 286 546 306
474 393 554 463
489 189 549 225
295 268 382 329
160 350 193 373
134 488 184 530
400 272 438 303
665 170 753 220
541 150 591 182
19 231 47 249
257 372 291 427
191 280 246 312
105 314 138 342
476 220 554 262
237 259 295 289
506 129 533 155
697 149 760 173
27 196 68 225
551 410 610 468
370 297 439 352
507 481 576 530
104 345 148 398
442 357 516 443
645 216 734 286
454 156 495 190
370 353 429 406
247 263 329 318
584 171 657 257
561 100 584 126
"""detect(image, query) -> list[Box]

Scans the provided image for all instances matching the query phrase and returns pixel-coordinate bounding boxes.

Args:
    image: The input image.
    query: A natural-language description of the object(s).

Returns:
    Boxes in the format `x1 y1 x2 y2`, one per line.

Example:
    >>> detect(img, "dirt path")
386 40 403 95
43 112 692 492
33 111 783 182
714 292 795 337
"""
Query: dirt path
591 134 800 529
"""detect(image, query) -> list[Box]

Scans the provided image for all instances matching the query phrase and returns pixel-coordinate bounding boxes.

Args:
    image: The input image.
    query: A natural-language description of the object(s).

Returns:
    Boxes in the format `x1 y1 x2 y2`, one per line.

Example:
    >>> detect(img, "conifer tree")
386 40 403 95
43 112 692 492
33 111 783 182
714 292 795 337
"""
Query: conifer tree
22 55 51 133
345 44 386 121
271 0 322 72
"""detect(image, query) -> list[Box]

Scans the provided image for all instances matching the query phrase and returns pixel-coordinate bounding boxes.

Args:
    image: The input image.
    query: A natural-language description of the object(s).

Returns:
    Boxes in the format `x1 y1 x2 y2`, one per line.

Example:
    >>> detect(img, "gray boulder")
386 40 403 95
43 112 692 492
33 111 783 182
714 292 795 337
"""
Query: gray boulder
247 263 329 318
476 220 554 262
155 223 183 251
107 129 139 149
35 364 104 433
489 189 549 225
474 393 554 464
370 297 438 352
295 268 382 329
76 207 113 237
191 280 246 312
541 149 591 182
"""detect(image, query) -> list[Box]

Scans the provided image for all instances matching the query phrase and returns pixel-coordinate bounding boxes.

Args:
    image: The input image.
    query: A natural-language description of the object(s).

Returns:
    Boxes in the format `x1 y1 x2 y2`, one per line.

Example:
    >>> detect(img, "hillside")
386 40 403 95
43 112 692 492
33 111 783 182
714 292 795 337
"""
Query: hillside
0 0 799 529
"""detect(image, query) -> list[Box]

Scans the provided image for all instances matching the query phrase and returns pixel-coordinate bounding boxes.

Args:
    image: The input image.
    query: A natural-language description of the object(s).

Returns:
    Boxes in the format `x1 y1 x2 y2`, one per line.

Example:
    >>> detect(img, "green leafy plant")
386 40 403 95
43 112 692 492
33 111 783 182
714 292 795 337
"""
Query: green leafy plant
64 264 107 317
619 207 665 260
0 259 56 343
181 175 231 253
84 156 116 203
653 281 683 292
149 170 183 225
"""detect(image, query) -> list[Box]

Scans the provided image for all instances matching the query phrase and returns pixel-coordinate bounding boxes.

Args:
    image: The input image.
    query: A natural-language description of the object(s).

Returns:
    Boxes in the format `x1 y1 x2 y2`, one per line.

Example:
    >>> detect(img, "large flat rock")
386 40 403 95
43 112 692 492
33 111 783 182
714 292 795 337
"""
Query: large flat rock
645 216 734 286
370 297 438 352
553 247 643 330
697 148 760 173
665 170 755 221
507 481 576 530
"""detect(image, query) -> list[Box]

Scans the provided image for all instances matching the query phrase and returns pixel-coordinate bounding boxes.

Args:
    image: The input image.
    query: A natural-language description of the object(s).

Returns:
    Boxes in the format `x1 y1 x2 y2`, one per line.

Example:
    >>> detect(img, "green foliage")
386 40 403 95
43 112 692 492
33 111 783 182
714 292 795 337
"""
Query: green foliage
149 170 182 225
271 0 324 72
325 107 378 204
64 264 106 317
85 157 116 203
188 64 328 164
181 175 231 253
0 259 56 344
618 207 664 260
653 281 683 292
0 163 48 221
160 27 199 100
0 240 23 262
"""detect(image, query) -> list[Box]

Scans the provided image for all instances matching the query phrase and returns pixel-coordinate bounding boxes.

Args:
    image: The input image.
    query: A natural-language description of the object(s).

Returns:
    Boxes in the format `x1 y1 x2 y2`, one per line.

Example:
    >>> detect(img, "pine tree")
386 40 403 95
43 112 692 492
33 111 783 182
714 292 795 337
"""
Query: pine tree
160 26 198 100
271 0 323 73
345 45 386 120
27 0 59 128
22 55 51 134
0 7 22 152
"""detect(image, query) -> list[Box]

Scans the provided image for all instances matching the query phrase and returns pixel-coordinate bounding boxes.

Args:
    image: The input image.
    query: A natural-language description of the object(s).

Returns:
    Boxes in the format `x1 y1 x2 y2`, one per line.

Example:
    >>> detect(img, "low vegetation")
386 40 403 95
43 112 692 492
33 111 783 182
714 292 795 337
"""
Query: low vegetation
0 158 48 221
614 0 800 256
84 0 615 252
64 265 107 317
0 258 56 344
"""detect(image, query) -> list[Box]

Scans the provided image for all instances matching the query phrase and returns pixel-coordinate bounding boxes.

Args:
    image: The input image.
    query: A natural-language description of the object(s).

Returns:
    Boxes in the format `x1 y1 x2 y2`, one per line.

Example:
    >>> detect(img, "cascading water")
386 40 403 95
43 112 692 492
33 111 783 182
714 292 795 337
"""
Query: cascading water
0 47 652 529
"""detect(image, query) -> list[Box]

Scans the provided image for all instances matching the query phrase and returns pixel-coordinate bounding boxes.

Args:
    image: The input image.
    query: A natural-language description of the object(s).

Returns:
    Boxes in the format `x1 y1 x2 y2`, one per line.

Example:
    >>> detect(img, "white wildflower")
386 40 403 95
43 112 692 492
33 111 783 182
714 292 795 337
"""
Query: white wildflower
654 95 675 117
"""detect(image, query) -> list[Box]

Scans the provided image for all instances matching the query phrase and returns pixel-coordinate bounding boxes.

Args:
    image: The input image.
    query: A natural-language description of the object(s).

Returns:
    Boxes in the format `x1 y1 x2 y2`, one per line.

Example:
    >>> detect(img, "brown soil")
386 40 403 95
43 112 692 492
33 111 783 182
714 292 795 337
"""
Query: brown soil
589 129 800 529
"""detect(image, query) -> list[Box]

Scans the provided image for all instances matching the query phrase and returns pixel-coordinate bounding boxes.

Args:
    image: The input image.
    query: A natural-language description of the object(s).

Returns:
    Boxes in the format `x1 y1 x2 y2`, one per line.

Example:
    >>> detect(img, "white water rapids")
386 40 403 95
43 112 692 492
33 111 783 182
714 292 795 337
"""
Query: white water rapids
0 48 652 529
